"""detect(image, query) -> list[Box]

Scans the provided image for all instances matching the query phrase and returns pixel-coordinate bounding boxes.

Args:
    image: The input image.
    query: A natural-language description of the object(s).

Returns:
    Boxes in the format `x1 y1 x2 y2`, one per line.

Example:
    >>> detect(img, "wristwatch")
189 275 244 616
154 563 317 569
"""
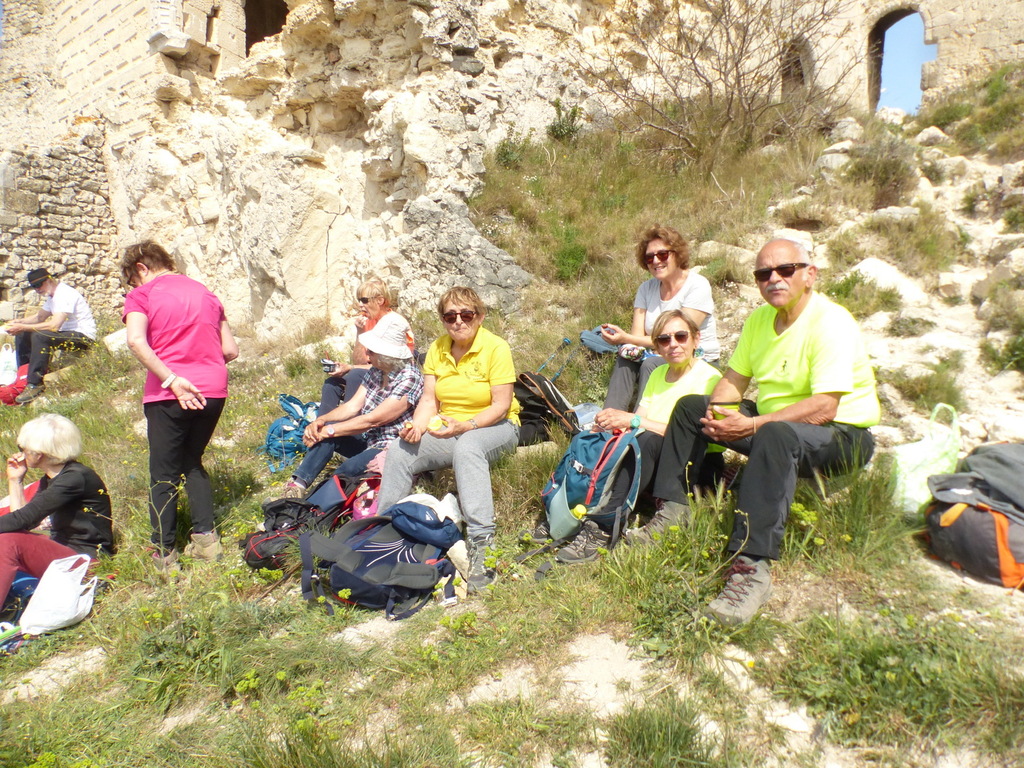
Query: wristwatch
630 414 641 429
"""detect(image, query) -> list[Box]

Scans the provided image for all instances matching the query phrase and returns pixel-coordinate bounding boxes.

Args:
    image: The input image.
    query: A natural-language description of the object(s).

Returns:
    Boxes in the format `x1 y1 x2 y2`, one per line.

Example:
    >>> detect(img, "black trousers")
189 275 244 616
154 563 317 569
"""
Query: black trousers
144 397 226 552
651 394 875 560
17 330 93 386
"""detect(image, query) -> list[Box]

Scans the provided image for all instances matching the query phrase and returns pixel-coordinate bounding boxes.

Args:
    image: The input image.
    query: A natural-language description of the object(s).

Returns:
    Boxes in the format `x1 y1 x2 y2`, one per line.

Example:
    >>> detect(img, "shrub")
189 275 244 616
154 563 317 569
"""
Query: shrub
700 254 748 287
886 314 936 337
1003 204 1024 232
920 100 973 130
495 126 532 169
546 99 583 143
885 352 965 412
823 272 902 319
553 224 589 280
826 229 868 271
864 205 968 277
844 130 917 209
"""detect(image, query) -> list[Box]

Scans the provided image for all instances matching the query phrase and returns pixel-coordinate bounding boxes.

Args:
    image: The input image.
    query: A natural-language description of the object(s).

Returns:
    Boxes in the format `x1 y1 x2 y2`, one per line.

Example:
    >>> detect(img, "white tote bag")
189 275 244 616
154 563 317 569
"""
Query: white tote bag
19 554 97 635
0 343 18 386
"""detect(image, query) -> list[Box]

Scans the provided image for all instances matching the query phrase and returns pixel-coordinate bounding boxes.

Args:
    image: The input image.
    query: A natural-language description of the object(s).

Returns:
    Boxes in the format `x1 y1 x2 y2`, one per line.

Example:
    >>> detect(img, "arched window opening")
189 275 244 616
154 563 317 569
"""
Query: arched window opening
869 10 936 113
781 41 808 99
245 0 288 55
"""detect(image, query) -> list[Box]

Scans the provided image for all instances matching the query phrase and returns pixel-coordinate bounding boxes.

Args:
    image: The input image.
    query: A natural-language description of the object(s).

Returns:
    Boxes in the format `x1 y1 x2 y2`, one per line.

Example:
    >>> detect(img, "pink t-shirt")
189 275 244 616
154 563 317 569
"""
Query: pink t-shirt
122 274 229 404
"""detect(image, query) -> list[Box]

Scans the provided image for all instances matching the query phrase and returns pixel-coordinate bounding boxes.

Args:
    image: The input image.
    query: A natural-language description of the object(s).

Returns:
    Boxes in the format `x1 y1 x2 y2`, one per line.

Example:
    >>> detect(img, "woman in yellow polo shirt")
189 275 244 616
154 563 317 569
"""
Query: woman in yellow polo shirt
376 286 520 593
557 310 722 562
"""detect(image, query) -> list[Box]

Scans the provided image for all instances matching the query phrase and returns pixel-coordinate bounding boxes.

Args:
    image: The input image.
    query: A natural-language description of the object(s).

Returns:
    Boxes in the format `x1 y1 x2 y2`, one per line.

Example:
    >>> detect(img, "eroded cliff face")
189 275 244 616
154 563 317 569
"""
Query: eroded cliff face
100 0 614 334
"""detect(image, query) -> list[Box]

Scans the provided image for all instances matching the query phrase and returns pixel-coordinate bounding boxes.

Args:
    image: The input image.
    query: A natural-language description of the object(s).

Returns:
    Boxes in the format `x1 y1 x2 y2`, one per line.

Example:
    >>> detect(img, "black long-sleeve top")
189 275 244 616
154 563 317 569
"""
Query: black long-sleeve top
0 461 115 557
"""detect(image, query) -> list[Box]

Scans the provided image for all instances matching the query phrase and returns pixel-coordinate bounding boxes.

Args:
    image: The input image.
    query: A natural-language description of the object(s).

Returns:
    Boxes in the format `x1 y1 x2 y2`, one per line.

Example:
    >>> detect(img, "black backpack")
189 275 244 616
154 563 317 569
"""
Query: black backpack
241 485 352 570
515 371 581 446
299 515 456 620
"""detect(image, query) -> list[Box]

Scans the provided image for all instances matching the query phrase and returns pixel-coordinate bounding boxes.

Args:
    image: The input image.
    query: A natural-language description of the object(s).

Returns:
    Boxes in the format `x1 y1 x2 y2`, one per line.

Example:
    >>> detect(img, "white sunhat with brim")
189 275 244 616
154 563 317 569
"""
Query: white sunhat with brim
358 314 413 359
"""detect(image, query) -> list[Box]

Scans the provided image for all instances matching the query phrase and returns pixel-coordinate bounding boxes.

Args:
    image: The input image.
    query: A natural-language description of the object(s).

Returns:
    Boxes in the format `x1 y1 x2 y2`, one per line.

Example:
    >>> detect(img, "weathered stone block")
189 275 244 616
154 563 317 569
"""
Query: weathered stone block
3 189 39 214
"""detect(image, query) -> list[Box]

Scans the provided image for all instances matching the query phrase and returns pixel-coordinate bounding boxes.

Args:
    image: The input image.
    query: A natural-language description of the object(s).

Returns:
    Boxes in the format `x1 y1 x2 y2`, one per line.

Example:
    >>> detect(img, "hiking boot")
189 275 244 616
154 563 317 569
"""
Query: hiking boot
184 531 223 562
466 535 496 594
625 500 691 547
152 548 180 572
14 384 45 405
705 555 773 627
523 519 550 545
556 519 612 564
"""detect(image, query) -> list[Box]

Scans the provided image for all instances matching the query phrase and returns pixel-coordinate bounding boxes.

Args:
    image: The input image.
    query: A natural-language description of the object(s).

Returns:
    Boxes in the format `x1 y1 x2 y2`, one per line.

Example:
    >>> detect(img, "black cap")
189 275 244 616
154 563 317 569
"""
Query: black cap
26 268 51 288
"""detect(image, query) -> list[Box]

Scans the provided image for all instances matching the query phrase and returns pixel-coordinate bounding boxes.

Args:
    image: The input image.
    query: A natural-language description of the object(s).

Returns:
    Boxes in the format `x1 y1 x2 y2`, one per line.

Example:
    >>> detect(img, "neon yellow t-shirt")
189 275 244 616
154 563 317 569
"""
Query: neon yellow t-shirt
424 326 521 426
639 359 722 424
727 292 880 427
639 359 724 453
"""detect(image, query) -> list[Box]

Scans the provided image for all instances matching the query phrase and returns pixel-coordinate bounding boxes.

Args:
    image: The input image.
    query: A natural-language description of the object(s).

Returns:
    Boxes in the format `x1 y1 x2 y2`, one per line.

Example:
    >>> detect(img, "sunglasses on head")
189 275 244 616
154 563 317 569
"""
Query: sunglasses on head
654 330 690 345
442 310 478 324
644 249 673 265
752 262 809 282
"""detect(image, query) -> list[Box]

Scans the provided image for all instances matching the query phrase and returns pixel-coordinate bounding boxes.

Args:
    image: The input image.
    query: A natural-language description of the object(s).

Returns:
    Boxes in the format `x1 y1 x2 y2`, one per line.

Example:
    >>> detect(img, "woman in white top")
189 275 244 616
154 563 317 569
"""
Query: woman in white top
599 225 720 410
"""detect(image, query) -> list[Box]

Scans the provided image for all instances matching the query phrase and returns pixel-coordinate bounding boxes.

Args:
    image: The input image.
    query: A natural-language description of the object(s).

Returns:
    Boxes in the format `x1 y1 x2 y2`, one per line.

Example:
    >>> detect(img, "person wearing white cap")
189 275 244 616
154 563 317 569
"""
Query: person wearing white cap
282 314 424 495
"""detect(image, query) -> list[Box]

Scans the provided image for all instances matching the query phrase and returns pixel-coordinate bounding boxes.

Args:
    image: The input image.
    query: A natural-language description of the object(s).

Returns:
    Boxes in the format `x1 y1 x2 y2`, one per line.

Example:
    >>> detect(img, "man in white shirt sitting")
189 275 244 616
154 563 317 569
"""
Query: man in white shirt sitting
4 268 97 403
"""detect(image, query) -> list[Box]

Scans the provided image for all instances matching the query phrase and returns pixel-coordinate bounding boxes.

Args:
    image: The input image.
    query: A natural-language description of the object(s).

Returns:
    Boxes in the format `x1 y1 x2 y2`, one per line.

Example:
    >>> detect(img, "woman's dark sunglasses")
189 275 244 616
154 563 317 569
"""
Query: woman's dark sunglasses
357 296 374 304
753 262 808 282
644 249 673 264
654 330 690 345
442 310 478 324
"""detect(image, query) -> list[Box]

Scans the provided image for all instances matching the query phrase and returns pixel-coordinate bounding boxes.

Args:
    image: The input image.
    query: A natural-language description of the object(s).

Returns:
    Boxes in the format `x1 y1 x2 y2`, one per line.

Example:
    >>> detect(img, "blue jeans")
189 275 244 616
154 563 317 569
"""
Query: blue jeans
292 434 367 486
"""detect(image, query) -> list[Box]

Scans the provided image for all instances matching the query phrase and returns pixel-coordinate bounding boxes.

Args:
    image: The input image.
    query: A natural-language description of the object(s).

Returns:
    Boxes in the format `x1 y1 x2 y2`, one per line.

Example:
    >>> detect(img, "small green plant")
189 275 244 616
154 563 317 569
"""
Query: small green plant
920 159 945 185
494 126 532 169
553 224 589 280
885 352 965 412
886 314 937 337
823 272 902 319
826 228 868 270
605 692 734 767
700 254 748 286
961 183 991 216
546 99 583 143
1003 203 1024 232
920 100 973 129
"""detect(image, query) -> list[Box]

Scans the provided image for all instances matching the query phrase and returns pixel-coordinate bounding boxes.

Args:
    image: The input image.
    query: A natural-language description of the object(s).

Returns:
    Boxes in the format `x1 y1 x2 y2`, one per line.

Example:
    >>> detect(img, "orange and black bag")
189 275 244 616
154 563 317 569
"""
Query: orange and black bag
923 443 1024 589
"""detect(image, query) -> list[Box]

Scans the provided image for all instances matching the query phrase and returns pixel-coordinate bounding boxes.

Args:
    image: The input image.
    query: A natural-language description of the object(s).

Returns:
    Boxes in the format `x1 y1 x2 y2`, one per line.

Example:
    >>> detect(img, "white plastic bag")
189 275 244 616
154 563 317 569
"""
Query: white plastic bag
0 343 17 387
19 554 97 635
891 403 961 514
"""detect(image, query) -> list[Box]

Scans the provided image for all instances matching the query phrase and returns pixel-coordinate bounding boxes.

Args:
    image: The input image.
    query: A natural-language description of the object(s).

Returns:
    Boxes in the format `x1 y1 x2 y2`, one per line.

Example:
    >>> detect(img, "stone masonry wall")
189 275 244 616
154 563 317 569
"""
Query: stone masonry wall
0 125 121 323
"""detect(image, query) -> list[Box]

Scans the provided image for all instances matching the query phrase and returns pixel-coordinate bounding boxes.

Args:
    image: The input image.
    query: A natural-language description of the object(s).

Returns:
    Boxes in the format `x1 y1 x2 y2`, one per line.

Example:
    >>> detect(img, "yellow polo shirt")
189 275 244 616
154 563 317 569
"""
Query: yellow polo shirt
424 326 521 425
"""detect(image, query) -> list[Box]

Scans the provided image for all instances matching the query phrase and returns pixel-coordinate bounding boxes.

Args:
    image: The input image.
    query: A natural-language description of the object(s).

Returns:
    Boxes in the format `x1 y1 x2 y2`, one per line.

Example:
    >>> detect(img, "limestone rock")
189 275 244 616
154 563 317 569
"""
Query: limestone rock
816 153 849 175
829 117 863 143
851 258 929 305
875 107 907 126
915 126 949 146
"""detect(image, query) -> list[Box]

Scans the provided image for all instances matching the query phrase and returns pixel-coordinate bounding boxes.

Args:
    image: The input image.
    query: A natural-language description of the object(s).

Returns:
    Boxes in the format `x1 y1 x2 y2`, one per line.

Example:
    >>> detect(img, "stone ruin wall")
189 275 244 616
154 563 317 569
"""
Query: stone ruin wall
0 125 120 323
0 0 1022 338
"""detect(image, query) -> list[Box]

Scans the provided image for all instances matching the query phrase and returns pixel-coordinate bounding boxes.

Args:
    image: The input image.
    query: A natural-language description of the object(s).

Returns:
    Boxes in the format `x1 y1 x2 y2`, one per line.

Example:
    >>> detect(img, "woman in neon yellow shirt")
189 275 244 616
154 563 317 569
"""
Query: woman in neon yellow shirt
376 287 520 593
558 310 722 563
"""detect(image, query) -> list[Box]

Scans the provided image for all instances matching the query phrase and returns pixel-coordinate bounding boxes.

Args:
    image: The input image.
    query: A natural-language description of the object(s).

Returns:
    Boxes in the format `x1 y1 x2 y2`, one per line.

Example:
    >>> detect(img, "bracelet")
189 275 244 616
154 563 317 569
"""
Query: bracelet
468 418 479 429
161 373 177 389
751 416 759 435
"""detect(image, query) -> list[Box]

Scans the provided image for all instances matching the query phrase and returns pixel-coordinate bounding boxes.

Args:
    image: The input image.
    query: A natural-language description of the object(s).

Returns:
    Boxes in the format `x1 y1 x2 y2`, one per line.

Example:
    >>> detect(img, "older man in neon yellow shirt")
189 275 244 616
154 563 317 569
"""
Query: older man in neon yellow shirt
638 238 880 626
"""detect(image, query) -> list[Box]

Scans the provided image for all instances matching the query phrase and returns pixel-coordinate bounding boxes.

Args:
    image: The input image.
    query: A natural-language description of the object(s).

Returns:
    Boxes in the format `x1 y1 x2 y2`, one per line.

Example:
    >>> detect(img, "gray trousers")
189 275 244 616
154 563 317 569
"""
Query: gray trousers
376 419 519 541
603 353 666 411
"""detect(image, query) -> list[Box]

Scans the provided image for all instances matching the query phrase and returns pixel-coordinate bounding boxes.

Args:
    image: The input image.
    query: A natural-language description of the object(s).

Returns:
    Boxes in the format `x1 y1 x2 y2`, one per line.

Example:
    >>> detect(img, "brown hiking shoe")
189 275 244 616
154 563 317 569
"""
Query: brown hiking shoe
184 531 223 562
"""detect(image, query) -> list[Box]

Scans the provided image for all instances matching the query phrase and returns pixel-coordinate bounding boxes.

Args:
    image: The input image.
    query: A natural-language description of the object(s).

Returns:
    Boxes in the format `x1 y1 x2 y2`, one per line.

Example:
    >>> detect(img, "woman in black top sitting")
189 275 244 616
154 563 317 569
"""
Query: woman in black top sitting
0 414 114 607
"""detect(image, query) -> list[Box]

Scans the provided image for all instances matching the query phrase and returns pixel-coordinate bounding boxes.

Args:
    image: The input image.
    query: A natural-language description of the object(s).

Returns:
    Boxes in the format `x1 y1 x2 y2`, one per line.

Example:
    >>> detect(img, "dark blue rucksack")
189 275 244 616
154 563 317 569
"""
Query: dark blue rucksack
541 429 643 546
300 515 457 621
262 394 318 472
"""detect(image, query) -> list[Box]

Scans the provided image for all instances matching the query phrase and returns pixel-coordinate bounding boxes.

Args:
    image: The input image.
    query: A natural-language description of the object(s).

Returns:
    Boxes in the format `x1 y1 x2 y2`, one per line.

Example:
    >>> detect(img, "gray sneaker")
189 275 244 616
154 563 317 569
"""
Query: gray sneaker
556 519 612 564
705 555 772 626
467 535 496 594
625 500 691 547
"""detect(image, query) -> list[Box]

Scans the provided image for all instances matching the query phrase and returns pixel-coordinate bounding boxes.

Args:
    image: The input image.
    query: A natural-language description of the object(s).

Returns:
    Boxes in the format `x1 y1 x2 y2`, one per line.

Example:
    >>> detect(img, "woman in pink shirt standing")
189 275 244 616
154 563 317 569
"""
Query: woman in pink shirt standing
120 242 239 570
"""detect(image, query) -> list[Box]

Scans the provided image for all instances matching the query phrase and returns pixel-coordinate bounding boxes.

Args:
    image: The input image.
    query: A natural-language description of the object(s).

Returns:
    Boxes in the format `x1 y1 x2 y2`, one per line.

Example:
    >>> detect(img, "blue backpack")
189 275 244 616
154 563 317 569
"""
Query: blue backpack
262 394 318 472
299 514 457 621
541 429 643 546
